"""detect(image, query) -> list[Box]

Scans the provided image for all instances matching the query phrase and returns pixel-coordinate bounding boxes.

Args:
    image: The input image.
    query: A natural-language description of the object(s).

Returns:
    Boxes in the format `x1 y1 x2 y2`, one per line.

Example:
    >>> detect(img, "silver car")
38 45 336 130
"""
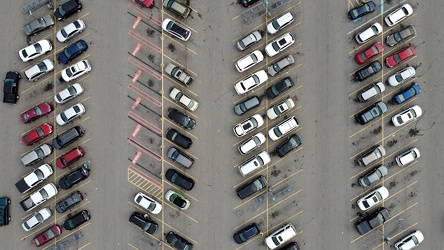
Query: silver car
358 165 388 187
268 55 294 76
23 15 54 36
236 31 262 51
386 25 416 47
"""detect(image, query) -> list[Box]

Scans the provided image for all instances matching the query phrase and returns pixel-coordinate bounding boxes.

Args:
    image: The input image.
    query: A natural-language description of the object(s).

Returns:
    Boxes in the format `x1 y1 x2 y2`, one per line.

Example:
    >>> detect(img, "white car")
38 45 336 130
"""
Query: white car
238 132 266 155
356 186 389 211
394 230 424 250
395 147 420 166
56 103 86 126
235 50 264 73
265 223 297 249
24 59 54 82
387 66 415 87
169 87 199 112
268 116 299 141
134 192 162 214
162 18 191 41
384 4 413 27
267 12 294 35
355 23 383 44
22 208 52 232
16 164 53 194
234 70 268 95
265 32 295 57
56 19 86 43
267 98 295 120
61 60 92 82
18 40 53 62
392 105 422 127
238 151 271 177
233 114 264 137
54 83 84 104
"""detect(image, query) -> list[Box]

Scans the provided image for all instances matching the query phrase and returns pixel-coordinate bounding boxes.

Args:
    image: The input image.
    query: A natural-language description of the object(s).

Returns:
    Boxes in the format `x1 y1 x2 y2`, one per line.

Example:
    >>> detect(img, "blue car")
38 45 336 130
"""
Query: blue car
57 40 88 64
394 83 421 104
348 1 376 20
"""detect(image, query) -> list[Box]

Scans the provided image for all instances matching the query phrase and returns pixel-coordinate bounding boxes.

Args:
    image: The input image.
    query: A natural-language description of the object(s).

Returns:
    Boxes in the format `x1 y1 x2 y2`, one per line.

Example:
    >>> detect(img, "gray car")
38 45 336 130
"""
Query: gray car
23 15 55 36
236 31 263 51
386 25 416 47
167 147 194 169
268 55 294 76
234 96 261 116
21 144 53 166
358 165 388 187
355 101 387 125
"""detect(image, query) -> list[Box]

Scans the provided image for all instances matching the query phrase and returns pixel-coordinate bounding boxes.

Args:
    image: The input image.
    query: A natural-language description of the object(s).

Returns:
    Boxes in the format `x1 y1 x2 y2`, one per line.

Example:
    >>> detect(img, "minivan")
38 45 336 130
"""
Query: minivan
167 147 194 169
357 145 386 167
265 223 297 249
52 126 85 150
238 151 271 177
357 82 385 102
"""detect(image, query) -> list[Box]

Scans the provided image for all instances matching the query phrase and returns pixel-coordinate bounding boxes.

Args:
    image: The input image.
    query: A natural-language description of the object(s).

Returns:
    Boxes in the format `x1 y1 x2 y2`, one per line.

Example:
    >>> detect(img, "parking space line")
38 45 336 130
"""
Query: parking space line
268 146 303 167
270 169 303 189
162 97 198 119
161 35 197 55
351 180 418 203
262 210 303 233
384 161 417 182
162 118 198 140
128 3 162 26
268 188 302 210
384 139 419 159
128 165 162 188
128 84 162 107
128 30 162 53
371 222 418 250
162 55 198 76
163 221 199 244
128 56 162 80
128 111 162 135
128 243 139 250
128 138 162 161
232 23 263 43
77 242 91 250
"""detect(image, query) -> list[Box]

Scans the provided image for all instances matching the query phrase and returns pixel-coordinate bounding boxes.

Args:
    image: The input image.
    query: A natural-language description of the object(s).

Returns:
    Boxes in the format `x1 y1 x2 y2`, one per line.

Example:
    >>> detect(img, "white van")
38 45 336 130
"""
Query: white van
357 82 385 102
238 151 271 177
265 223 297 249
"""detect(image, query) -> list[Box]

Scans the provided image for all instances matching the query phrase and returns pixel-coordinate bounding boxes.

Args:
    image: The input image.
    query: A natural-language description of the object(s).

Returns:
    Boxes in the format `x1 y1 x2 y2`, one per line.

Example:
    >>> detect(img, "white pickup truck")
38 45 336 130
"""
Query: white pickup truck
15 164 53 194
20 183 58 212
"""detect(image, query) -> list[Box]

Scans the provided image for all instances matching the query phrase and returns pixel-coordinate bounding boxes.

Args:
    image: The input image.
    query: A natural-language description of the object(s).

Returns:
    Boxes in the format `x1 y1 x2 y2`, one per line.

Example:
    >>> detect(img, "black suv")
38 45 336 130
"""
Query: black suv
166 128 192 149
355 61 382 82
236 175 267 199
59 164 90 190
165 169 195 191
3 71 20 104
129 212 158 234
265 77 294 100
233 223 260 244
0 197 10 227
168 108 196 130
275 134 302 157
234 96 261 116
165 231 193 250
63 210 90 230
52 125 85 149
56 191 83 213
54 0 82 21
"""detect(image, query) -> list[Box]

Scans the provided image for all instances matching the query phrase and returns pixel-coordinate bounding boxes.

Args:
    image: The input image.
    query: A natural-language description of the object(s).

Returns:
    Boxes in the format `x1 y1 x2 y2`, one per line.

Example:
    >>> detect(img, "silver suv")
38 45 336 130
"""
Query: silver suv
268 116 299 141
268 55 294 76
357 145 386 167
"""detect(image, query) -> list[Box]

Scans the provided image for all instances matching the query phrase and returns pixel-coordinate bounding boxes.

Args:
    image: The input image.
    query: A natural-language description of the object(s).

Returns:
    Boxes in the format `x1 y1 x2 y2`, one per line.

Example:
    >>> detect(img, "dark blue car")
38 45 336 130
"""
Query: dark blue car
233 223 260 244
57 40 88 64
348 1 376 20
394 83 421 104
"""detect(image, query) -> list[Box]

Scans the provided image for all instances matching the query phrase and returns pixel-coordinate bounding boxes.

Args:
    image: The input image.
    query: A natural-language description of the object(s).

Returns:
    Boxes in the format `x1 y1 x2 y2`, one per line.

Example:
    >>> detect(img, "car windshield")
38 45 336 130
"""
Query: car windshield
57 6 66 16
60 112 68 122
66 68 74 77
35 169 44 179
37 62 48 71
148 202 157 212
395 74 404 82
272 41 280 51
36 127 45 136
272 236 280 245
35 148 44 158
393 32 402 42
34 106 43 115
40 188 49 198
34 43 43 53
393 54 401 63
272 20 280 30
46 228 55 238
61 29 68 38
63 49 72 58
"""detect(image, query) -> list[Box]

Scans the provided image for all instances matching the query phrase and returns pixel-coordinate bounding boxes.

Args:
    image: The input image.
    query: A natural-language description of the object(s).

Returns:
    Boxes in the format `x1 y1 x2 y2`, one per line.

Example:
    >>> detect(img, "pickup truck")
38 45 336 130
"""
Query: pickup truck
356 207 390 235
3 71 20 104
164 63 193 86
15 164 53 194
20 183 58 212
0 197 10 226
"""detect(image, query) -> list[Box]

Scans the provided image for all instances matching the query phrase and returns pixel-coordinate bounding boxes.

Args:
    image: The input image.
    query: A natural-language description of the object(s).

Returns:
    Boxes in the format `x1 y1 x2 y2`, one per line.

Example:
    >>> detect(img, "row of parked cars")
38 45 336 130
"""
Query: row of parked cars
348 2 424 249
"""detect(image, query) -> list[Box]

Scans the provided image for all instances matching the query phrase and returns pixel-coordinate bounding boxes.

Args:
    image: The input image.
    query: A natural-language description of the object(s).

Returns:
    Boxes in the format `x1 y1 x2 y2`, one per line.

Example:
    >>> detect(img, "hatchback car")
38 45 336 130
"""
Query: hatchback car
267 12 294 35
387 66 416 87
32 224 62 247
56 146 85 169
165 128 193 149
54 0 82 21
358 165 388 187
234 96 261 116
134 192 162 214
355 101 387 125
164 63 193 86
394 230 424 250
355 42 384 64
163 0 191 18
235 50 264 73
165 169 195 191
356 145 386 167
129 212 158 234
268 116 299 141
268 55 294 76
24 59 54 82
265 77 294 99
236 176 267 199
23 15 54 36
355 22 382 44
169 87 199 112
265 223 297 249
234 70 268 95
167 147 194 168
55 83 84 104
393 83 421 104
56 103 86 126
385 45 416 68
56 191 83 213
267 98 295 120
57 39 89 64
238 132 266 155
22 208 52 232
357 82 385 102
356 186 389 211
19 40 53 62
355 60 382 82
395 147 420 166
165 190 190 210
236 30 262 51
238 151 271 177
165 231 193 250
233 114 264 137
167 108 196 130
56 19 86 43
59 164 90 190
162 18 191 41
233 223 261 244
392 105 422 127
265 32 295 57
275 134 302 157
22 123 53 146
386 25 416 47
21 102 52 124
61 60 92 82
384 4 413 27
21 144 53 166
348 1 376 21
63 210 90 230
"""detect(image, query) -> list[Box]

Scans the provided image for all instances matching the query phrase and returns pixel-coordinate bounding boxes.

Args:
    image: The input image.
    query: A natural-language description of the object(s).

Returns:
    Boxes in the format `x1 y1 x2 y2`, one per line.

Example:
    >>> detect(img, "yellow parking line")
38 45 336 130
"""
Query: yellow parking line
163 221 198 244
128 243 139 250
162 55 198 77
161 35 197 55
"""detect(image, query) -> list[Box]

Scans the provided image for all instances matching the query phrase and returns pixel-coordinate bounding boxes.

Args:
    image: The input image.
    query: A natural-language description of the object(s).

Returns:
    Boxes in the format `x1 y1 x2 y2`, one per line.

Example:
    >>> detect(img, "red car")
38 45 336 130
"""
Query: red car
385 45 416 68
355 42 384 64
20 102 52 124
56 146 85 169
135 0 154 8
32 224 62 247
21 123 53 146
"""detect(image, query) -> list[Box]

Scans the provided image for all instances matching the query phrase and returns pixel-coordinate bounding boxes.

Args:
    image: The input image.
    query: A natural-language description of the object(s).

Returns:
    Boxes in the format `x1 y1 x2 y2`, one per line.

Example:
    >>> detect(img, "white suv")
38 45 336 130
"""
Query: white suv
238 151 271 177
355 23 382 44
233 114 264 137
268 116 299 141
267 12 294 35
238 132 266 155
384 4 413 27
395 147 420 166
265 223 297 249
265 33 295 57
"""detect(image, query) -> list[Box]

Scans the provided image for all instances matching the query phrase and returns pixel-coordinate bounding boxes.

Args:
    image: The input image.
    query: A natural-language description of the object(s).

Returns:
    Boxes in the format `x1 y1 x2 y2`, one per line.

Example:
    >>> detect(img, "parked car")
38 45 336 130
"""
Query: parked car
162 18 191 41
167 147 194 168
356 207 390 235
235 50 264 73
24 59 54 82
265 32 295 57
275 134 302 157
57 39 88 64
241 0 260 7
52 125 85 150
234 70 268 95
19 40 53 62
238 151 271 177
167 108 196 130
267 98 295 120
395 147 420 166
355 42 384 64
234 96 261 116
56 146 85 169
265 223 297 249
58 164 90 190
233 223 261 244
268 116 299 141
355 101 387 125
279 242 301 250
384 4 413 27
165 128 193 149
392 105 422 127
386 25 416 47
56 19 86 43
129 212 158 234
356 145 386 167
135 0 154 8
387 66 416 87
358 165 388 187
357 82 385 102
21 144 53 166
23 15 54 36
355 60 382 82
385 45 416 68
393 83 421 104
165 169 195 191
233 114 264 137
165 190 190 210
236 30 262 51
56 103 86 126
356 186 389 211
238 132 266 155
61 60 92 82
22 208 52 232
3 71 20 104
19 183 57 212
164 63 193 86
268 55 294 76
169 87 199 112
56 191 83 213
0 197 10 227
267 12 294 35
265 77 294 99
355 23 382 44
63 210 90 230
55 83 84 104
165 231 193 250
21 102 52 124
22 123 53 146
236 176 267 199
134 192 162 214
348 1 376 20
32 224 62 247
54 0 82 21
163 0 191 18
394 230 424 250
15 164 53 194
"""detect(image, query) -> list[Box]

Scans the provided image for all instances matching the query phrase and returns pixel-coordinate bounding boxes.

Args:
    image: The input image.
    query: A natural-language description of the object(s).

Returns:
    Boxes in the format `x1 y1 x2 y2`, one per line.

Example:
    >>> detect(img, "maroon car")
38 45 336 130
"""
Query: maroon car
21 123 53 146
135 0 154 8
56 146 85 169
32 224 62 247
20 102 52 124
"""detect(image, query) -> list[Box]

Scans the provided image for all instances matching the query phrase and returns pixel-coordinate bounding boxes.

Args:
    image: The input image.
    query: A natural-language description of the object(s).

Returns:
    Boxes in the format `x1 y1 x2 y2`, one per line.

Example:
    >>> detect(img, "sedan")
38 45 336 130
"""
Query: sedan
385 45 416 68
55 83 84 104
56 146 85 169
233 114 264 137
387 66 416 87
32 225 62 247
19 40 53 62
234 70 268 95
56 20 86 43
238 132 266 155
395 147 420 166
233 223 261 244
165 190 190 210
268 55 294 76
21 144 53 166
267 12 294 35
20 102 52 124
355 60 382 81
355 42 384 64
265 77 294 100
61 60 92 82
236 30 262 51
236 176 267 199
57 39 89 64
59 164 90 190
56 103 86 126
167 108 196 130
393 83 421 104
235 50 264 73
22 123 53 146
56 191 83 213
129 212 158 234
134 192 162 214
355 101 387 125
234 96 261 116
165 128 193 149
265 32 295 57
356 186 389 211
24 59 54 82
165 231 193 250
392 105 422 127
384 4 413 27
169 87 199 112
22 208 52 232
135 0 154 7
386 25 416 47
23 15 54 36
358 165 388 188
275 134 302 157
165 169 195 191
267 98 295 120
63 210 90 230
54 0 82 21
355 22 382 44
348 1 376 20
394 230 424 250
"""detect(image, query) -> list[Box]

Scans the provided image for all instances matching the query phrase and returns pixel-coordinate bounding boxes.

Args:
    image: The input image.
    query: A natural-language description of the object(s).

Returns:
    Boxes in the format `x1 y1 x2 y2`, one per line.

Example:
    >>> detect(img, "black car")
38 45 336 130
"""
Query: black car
165 231 193 250
52 125 85 150
54 0 82 21
63 210 90 230
348 1 376 21
241 0 260 7
275 134 302 157
356 207 390 235
166 128 192 149
236 175 267 200
355 61 382 82
59 164 90 190
3 71 20 104
165 169 195 191
265 77 294 100
234 96 261 116
233 223 260 244
168 108 196 130
355 101 387 125
56 191 83 213
57 40 88 64
129 212 158 234
280 242 301 250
